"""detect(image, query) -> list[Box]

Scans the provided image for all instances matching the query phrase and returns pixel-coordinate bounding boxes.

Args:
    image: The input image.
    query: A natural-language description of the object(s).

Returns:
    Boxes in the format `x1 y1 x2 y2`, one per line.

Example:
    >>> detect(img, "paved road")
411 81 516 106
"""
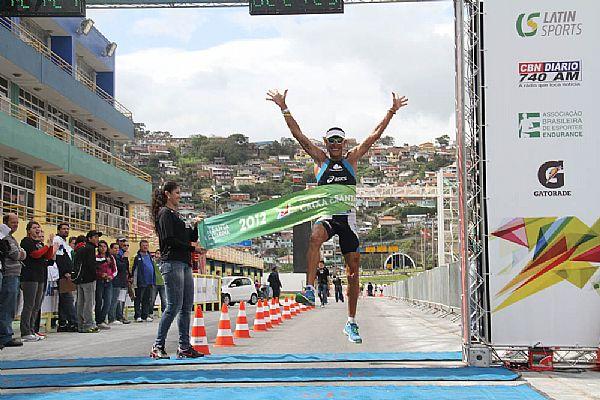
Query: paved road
2 297 598 399
4 296 461 359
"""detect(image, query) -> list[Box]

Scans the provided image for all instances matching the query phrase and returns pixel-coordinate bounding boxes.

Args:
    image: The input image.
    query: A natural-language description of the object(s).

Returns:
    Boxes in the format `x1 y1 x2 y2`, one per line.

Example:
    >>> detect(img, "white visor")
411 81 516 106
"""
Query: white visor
325 128 346 139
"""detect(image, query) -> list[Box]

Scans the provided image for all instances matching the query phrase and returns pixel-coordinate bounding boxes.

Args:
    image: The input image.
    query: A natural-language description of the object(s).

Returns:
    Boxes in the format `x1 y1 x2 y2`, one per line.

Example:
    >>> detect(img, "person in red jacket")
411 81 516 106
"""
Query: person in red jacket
20 221 56 342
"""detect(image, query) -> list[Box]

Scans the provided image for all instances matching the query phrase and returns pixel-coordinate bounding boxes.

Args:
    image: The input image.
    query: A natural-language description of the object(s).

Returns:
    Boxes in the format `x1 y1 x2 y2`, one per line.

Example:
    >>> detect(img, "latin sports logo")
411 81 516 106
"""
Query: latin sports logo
516 11 582 38
519 61 581 88
518 113 540 138
517 12 540 37
538 160 564 189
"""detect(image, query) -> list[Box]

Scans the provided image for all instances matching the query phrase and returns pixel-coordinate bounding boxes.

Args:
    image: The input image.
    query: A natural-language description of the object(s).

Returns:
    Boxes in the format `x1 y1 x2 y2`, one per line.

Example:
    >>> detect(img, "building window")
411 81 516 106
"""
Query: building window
19 88 45 128
47 104 70 131
1 160 35 219
74 120 112 152
0 74 8 98
47 177 91 230
96 194 129 236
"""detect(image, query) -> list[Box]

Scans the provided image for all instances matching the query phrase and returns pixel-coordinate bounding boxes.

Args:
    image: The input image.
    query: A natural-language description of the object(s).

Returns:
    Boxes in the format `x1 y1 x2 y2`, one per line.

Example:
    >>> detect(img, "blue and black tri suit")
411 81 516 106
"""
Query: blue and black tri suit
315 157 360 254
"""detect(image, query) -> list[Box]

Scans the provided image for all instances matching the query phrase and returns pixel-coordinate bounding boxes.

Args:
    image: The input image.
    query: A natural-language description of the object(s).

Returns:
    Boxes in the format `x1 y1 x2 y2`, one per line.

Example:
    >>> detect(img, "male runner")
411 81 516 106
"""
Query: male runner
267 89 408 343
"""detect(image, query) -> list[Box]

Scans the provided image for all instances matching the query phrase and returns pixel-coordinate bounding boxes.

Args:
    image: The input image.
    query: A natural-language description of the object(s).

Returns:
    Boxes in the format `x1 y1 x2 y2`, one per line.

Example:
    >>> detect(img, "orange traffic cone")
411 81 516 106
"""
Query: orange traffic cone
253 299 267 331
269 298 280 326
299 302 307 312
214 303 235 347
291 300 299 317
282 298 292 319
263 299 273 329
191 304 210 355
274 298 283 324
234 301 251 339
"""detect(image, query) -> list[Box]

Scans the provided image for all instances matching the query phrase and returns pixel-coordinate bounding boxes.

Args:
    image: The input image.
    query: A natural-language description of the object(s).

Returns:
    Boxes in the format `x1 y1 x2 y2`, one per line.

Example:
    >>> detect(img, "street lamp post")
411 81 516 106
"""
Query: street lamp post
211 187 229 215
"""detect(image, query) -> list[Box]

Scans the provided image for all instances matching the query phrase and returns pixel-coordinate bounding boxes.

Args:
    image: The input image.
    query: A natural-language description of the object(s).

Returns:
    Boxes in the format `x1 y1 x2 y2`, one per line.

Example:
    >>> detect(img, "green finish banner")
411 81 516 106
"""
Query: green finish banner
197 184 355 249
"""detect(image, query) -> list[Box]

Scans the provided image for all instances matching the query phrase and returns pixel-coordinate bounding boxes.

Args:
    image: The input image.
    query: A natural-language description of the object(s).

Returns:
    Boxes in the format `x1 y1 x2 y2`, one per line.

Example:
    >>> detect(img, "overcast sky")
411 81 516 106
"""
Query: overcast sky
89 1 455 145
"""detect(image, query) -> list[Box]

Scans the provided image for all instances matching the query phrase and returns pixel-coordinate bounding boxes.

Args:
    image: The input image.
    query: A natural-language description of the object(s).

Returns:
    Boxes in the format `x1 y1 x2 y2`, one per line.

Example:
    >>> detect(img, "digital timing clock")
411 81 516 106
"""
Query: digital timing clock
1 0 86 17
250 0 344 16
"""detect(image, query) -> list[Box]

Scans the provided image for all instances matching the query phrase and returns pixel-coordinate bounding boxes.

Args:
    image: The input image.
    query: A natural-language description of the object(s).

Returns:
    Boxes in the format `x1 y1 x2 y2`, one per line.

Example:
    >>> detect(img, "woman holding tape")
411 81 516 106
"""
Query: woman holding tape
150 181 206 359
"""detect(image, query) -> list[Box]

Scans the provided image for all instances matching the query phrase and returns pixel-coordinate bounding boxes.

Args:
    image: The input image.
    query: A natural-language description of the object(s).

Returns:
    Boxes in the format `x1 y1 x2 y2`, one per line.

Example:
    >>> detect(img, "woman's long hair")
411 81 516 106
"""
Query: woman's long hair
151 181 179 233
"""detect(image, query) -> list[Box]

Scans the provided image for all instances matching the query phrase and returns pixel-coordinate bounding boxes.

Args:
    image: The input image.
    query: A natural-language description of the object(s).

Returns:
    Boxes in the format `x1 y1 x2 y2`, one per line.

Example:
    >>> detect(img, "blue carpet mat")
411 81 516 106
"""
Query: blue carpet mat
1 367 519 389
1 385 547 400
0 351 462 369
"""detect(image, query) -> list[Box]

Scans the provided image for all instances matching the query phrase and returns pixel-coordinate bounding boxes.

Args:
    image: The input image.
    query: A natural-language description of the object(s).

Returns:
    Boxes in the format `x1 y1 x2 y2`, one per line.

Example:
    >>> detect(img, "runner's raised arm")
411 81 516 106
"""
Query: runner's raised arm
347 93 408 164
267 89 327 164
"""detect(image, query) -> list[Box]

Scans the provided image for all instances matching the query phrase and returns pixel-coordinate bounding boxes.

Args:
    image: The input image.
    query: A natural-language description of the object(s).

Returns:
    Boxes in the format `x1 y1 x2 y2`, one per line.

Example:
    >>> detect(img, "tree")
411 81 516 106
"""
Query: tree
435 134 450 147
378 136 395 146
425 154 454 171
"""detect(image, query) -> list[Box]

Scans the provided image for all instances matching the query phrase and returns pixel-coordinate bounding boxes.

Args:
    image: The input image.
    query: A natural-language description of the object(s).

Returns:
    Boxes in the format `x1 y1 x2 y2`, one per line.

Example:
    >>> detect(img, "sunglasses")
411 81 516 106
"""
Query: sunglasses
327 136 344 144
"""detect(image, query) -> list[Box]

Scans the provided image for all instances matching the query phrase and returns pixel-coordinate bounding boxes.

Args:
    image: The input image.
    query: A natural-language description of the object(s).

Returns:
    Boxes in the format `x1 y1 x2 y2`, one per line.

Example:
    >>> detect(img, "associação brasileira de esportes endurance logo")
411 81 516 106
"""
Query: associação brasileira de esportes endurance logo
516 10 582 37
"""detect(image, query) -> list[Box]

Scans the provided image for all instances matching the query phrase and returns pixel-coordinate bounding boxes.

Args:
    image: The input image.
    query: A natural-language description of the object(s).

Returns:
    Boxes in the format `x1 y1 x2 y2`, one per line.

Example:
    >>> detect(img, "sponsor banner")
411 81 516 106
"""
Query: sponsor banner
518 110 583 139
516 10 583 38
197 184 355 249
518 61 581 88
483 0 600 346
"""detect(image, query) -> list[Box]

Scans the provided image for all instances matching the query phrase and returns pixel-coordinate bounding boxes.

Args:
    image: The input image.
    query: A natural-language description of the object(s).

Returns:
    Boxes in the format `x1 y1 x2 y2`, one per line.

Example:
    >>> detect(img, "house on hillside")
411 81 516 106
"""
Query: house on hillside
233 176 256 188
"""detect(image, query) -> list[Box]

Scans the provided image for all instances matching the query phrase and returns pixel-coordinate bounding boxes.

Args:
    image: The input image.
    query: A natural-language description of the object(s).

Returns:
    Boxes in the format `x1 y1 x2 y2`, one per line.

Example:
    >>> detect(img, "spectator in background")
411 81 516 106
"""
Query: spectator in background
316 261 330 308
367 282 374 297
267 265 282 299
152 249 166 316
54 223 77 333
132 240 156 322
109 242 130 325
73 231 102 333
333 275 344 303
95 240 116 330
20 221 55 342
0 213 26 348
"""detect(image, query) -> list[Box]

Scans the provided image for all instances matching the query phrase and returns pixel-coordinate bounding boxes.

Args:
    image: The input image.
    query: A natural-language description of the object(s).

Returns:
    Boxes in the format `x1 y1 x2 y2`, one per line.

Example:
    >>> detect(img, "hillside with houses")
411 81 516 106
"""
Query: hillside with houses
120 124 456 272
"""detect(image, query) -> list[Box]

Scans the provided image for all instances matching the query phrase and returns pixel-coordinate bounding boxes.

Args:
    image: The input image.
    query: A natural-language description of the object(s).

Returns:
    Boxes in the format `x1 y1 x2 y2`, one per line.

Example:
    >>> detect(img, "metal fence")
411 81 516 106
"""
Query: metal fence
384 262 461 313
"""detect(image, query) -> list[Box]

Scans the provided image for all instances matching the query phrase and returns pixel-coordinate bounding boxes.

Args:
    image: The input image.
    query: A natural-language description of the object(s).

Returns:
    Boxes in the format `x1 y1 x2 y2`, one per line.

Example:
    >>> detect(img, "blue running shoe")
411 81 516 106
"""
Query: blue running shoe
304 285 316 306
343 322 363 344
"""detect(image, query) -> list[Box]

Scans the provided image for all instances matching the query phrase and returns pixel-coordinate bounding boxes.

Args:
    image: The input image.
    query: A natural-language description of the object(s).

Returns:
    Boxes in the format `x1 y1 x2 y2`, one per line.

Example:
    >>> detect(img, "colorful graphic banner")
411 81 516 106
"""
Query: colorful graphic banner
483 0 600 346
197 185 355 249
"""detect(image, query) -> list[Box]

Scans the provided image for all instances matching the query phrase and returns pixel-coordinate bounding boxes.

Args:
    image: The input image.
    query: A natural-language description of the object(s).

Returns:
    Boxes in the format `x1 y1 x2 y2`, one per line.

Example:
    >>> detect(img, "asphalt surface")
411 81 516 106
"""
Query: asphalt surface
2 296 461 359
2 297 598 399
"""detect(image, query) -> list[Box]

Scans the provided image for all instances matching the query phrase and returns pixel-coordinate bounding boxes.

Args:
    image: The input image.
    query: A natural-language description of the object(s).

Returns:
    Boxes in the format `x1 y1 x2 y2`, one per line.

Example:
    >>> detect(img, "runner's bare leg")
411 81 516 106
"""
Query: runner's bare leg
343 252 360 318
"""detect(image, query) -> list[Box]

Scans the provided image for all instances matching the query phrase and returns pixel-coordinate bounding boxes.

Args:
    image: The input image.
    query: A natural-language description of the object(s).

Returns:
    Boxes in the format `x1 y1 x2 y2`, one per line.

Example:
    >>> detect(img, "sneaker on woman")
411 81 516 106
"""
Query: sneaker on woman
150 344 169 359
176 346 204 359
22 334 40 342
35 332 46 340
98 323 111 330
